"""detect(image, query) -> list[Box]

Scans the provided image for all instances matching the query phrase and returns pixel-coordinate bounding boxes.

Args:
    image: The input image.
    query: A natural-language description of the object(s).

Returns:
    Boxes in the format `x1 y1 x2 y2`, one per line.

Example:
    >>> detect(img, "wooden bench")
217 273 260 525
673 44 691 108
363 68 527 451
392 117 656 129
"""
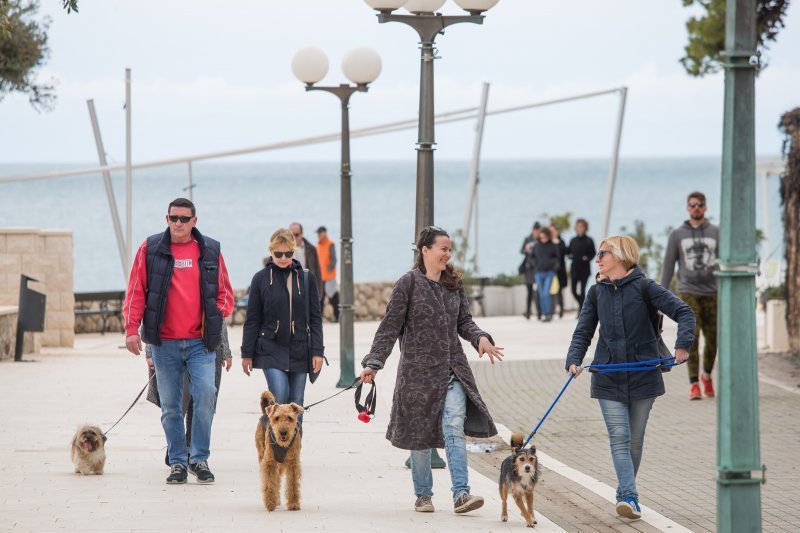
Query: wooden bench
74 291 126 334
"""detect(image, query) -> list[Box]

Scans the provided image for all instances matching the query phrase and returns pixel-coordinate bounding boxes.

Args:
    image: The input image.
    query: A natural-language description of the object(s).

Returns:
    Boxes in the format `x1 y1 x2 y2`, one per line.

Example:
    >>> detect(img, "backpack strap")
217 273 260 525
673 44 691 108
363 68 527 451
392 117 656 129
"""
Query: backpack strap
588 284 597 307
639 277 663 337
303 269 311 358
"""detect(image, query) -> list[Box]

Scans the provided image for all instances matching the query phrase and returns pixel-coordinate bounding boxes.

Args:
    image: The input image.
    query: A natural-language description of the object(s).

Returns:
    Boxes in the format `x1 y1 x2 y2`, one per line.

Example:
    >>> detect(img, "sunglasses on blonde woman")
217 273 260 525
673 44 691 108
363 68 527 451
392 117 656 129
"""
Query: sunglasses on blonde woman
596 249 612 260
272 251 294 259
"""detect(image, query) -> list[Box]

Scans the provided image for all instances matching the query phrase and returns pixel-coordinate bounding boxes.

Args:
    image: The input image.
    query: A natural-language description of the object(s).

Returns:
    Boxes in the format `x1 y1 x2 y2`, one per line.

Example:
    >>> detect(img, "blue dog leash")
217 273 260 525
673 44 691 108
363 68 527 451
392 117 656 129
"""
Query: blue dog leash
519 356 686 449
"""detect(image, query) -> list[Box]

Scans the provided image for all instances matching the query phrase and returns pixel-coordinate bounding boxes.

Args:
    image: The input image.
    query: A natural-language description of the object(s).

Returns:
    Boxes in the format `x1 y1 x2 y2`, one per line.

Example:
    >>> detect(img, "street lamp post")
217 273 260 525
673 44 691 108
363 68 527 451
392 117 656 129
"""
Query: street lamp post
364 0 499 237
292 47 382 388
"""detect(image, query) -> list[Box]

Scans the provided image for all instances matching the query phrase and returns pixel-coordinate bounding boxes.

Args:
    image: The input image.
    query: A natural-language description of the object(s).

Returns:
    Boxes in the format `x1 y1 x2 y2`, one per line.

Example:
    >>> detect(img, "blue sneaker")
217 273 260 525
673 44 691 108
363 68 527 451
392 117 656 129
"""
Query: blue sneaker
615 497 642 519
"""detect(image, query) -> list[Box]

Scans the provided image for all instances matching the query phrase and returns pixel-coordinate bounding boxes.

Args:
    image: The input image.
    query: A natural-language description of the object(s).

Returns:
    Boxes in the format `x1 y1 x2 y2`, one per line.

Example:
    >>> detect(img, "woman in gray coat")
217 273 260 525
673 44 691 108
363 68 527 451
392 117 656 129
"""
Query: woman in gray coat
359 226 504 515
565 235 694 520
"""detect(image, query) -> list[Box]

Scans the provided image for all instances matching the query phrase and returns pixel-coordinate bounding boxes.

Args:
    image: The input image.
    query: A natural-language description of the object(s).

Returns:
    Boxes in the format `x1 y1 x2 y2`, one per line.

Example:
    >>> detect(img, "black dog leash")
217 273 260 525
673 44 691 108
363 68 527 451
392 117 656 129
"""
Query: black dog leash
303 378 361 411
103 374 155 437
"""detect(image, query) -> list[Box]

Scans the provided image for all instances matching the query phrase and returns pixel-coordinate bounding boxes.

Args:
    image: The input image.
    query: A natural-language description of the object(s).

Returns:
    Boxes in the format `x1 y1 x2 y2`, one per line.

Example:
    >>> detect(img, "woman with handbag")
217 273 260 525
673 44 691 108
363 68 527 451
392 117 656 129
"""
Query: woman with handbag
359 226 504 515
565 235 694 519
240 228 325 422
531 227 561 322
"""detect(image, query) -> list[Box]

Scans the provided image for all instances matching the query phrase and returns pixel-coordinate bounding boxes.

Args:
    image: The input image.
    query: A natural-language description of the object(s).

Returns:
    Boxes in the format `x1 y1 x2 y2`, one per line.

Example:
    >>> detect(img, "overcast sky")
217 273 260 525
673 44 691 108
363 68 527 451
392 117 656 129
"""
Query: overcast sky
1 0 798 164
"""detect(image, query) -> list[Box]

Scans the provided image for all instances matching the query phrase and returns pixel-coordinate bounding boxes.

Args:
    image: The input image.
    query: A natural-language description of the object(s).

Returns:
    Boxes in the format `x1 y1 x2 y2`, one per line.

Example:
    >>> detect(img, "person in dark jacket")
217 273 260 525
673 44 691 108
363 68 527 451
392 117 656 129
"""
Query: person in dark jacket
565 235 694 520
289 222 323 297
531 227 560 322
549 224 569 319
567 218 596 314
519 222 542 320
359 226 504 516
241 228 325 424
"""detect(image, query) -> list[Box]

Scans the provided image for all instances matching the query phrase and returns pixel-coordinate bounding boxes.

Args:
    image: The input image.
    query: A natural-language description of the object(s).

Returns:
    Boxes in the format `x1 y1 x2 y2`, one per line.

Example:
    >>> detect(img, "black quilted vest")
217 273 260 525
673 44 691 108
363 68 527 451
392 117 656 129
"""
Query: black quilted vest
141 227 223 351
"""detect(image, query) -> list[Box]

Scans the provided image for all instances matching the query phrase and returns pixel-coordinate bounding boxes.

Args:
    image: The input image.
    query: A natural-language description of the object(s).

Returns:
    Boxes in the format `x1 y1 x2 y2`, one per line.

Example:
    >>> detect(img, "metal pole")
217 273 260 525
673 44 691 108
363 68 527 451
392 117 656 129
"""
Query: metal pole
601 87 627 238
759 170 770 262
338 93 357 388
461 82 491 268
716 1 762 530
415 40 436 236
87 100 128 282
125 68 132 274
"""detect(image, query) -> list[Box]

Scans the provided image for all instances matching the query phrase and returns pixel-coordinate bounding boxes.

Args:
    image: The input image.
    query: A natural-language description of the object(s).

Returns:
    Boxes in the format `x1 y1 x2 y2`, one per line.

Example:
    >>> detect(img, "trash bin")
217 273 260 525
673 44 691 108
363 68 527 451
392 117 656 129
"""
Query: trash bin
15 275 46 362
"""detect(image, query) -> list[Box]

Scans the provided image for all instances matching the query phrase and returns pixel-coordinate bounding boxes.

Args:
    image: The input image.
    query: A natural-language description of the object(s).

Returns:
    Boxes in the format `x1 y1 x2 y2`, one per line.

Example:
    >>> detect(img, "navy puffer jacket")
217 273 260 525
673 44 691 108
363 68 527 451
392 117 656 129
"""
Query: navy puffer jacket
565 266 695 402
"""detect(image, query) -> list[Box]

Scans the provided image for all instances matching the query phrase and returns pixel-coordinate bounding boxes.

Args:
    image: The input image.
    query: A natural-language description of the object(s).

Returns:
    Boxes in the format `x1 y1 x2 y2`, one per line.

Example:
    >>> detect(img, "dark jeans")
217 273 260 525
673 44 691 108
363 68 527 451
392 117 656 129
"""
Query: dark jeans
322 292 340 321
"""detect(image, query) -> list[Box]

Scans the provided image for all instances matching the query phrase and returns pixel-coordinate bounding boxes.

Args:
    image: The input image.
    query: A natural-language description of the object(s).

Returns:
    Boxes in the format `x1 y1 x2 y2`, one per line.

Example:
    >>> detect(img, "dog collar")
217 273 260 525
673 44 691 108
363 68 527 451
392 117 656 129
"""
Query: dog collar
268 424 302 463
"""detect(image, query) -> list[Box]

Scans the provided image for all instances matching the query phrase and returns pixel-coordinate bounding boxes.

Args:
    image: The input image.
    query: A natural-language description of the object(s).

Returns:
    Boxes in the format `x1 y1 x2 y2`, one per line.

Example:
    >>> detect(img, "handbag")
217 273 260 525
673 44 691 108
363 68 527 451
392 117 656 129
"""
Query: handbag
304 268 328 383
549 275 560 295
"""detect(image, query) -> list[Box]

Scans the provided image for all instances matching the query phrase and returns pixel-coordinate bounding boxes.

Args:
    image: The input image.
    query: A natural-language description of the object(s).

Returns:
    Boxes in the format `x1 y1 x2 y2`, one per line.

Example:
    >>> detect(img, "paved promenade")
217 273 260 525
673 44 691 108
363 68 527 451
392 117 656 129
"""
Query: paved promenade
1 315 798 532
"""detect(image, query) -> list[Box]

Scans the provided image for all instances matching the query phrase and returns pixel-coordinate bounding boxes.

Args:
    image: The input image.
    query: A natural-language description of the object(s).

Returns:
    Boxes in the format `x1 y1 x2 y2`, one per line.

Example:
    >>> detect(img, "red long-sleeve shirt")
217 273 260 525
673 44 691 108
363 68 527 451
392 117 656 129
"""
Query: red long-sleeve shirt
124 238 234 339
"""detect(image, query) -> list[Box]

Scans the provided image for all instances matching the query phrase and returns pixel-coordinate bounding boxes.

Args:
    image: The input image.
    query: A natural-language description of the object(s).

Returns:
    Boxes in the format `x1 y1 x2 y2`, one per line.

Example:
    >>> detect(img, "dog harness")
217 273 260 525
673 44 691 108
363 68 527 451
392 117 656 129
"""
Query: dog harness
262 418 302 464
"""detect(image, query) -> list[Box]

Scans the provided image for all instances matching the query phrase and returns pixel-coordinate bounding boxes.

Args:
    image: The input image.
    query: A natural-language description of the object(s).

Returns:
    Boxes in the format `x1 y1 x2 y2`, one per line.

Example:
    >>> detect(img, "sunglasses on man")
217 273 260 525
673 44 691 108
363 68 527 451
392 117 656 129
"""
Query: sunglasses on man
272 251 294 259
688 202 705 208
168 215 194 223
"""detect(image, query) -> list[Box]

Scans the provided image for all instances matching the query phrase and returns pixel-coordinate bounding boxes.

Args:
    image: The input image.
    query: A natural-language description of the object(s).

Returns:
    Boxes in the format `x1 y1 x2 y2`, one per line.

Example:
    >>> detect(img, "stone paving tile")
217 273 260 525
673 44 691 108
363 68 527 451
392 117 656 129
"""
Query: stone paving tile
471 358 800 532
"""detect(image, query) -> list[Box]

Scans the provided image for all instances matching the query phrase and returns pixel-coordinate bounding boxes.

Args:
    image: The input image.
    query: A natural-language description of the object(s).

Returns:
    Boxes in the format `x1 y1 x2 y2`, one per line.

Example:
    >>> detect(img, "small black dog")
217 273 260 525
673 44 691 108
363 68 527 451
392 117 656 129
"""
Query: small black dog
499 433 540 527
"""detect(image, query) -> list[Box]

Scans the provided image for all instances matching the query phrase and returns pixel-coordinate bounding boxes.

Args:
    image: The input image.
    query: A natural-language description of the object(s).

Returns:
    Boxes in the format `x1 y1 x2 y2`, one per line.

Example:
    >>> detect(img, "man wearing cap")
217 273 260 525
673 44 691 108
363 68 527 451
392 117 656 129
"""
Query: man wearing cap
316 226 340 322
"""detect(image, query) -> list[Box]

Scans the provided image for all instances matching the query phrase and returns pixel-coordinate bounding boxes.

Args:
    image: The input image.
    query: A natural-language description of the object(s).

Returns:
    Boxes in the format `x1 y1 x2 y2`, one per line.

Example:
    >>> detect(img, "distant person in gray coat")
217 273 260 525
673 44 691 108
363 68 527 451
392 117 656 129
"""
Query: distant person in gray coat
359 225 504 516
661 191 719 400
566 235 694 520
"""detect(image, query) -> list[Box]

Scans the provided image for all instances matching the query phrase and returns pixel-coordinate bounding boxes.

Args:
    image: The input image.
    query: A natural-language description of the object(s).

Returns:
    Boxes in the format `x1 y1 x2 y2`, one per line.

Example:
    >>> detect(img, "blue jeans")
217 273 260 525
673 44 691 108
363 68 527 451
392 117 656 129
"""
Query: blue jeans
151 339 217 466
598 397 656 502
263 368 307 425
535 271 555 317
410 380 470 501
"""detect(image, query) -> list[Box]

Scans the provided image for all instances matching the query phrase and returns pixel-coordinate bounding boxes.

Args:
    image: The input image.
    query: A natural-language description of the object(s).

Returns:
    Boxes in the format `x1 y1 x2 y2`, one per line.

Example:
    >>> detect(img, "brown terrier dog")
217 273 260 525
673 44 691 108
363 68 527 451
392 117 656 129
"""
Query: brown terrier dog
499 433 540 527
254 390 305 511
70 424 107 475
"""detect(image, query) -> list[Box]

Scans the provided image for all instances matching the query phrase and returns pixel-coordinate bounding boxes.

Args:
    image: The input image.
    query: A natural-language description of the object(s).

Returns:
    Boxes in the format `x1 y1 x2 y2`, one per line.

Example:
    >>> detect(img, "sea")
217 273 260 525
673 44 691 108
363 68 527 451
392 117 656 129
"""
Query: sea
0 158 785 292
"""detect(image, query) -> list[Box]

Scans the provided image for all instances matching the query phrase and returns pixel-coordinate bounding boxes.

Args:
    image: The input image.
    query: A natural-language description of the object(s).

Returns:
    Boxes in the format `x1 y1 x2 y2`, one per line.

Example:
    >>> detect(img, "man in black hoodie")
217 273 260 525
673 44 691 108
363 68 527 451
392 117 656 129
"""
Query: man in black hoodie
661 192 719 401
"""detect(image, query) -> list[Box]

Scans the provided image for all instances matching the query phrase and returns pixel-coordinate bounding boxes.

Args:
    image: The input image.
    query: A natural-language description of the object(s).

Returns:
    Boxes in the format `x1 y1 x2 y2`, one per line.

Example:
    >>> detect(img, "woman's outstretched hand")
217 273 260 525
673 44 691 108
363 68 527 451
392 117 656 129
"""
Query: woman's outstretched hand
477 336 504 364
568 364 583 378
360 367 377 384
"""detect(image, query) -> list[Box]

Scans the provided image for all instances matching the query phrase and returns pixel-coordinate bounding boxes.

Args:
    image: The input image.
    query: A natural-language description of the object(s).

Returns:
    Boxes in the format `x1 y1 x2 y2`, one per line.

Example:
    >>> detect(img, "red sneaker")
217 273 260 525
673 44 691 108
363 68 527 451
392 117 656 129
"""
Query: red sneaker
700 375 715 398
689 383 702 400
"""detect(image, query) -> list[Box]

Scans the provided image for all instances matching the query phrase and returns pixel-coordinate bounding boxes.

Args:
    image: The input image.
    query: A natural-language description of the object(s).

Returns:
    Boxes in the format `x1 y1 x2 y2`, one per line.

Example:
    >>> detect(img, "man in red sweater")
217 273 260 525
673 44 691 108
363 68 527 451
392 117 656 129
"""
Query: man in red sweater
123 198 233 485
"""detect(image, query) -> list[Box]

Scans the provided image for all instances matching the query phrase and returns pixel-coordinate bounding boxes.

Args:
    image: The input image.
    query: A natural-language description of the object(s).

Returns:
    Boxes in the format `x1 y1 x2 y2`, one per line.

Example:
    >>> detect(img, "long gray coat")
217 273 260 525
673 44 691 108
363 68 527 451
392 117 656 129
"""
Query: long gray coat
361 269 498 450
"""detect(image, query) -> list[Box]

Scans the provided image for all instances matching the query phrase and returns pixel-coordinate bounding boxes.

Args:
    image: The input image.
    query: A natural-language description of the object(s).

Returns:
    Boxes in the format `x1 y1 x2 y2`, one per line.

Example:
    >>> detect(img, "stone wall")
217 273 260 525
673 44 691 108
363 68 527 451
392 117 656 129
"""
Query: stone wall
0 306 18 361
0 228 74 348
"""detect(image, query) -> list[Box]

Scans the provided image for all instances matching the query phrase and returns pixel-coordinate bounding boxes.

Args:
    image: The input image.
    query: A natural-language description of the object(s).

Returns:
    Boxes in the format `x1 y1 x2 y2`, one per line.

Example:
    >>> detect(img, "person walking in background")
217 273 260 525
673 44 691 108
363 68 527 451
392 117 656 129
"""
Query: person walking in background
519 222 542 320
241 228 325 424
123 197 234 485
316 226 340 322
568 218 596 315
566 236 694 519
532 227 560 322
289 222 323 297
359 226 504 515
549 223 569 319
661 191 719 400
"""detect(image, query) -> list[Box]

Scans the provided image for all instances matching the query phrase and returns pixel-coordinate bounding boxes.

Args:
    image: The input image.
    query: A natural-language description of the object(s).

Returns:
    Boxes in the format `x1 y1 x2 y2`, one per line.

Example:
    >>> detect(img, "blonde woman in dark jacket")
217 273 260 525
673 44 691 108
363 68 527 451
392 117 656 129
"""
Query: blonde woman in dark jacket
359 226 504 516
241 228 325 422
565 235 694 520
